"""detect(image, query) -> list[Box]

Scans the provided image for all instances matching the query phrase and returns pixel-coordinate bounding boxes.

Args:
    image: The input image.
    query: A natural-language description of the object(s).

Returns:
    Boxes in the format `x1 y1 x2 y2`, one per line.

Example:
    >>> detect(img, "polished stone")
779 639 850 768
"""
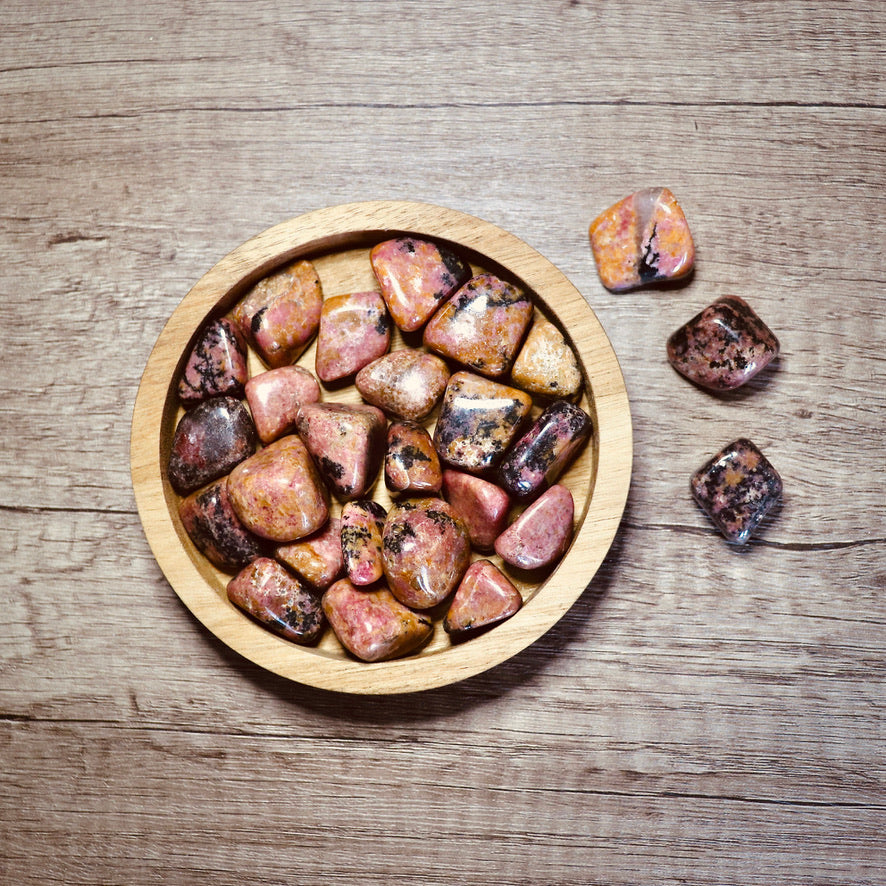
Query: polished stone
295 402 386 500
227 557 325 644
667 295 780 391
589 187 695 291
441 469 511 551
232 259 323 367
510 316 583 399
370 236 472 332
322 579 433 662
244 365 320 444
498 400 592 500
178 317 249 407
385 421 442 496
275 517 344 591
690 438 783 544
444 559 523 636
355 348 450 421
178 477 267 572
226 435 329 542
494 484 574 570
167 396 257 494
382 498 471 609
315 291 391 383
340 500 387 586
433 371 533 473
423 273 533 377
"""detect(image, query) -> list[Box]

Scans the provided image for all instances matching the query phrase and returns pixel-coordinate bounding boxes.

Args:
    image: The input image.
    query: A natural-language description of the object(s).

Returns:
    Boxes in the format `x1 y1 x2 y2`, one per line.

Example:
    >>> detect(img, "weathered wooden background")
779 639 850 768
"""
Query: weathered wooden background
2 2 883 883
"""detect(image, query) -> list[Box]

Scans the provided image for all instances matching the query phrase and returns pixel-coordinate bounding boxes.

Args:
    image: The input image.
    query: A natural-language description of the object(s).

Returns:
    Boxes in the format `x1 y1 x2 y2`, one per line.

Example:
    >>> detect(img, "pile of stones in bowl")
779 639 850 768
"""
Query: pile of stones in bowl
168 237 592 662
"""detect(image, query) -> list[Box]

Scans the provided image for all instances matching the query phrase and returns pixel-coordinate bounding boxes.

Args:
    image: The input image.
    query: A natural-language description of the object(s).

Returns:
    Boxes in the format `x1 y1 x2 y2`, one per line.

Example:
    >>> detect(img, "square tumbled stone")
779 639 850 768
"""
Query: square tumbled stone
690 438 782 544
589 187 695 291
667 295 779 391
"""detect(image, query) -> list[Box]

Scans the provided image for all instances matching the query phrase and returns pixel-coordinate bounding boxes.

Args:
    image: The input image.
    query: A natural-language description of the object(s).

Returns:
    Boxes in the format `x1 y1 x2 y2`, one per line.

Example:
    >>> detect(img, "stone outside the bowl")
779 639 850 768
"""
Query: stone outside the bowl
274 517 345 591
178 317 249 407
244 365 321 444
495 484 575 570
667 295 780 392
690 438 783 544
315 290 391 383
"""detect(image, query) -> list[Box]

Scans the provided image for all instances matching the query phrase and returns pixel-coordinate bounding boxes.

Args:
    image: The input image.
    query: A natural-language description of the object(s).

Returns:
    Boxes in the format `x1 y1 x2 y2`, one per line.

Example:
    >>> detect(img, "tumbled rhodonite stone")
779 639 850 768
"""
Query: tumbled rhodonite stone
690 438 783 544
510 316 583 399
340 500 387 586
178 477 268 572
385 421 442 496
227 557 325 645
441 469 510 551
233 259 323 367
589 187 695 291
167 396 257 494
244 365 320 444
275 517 344 591
295 402 386 500
423 274 533 377
667 295 780 391
444 560 523 637
382 498 471 609
315 291 391 383
370 237 472 332
495 484 574 570
322 579 433 662
178 317 249 407
498 400 592 501
433 372 533 473
227 435 329 542
355 348 450 421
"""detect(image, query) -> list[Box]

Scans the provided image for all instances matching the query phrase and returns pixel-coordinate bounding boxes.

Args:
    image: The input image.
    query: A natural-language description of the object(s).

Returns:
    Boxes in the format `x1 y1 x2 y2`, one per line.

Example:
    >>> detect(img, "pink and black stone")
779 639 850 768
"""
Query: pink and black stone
167 396 257 494
384 420 442 496
498 400 592 500
178 317 249 407
340 500 387 586
494 484 575 570
667 295 780 392
690 438 782 544
227 557 326 645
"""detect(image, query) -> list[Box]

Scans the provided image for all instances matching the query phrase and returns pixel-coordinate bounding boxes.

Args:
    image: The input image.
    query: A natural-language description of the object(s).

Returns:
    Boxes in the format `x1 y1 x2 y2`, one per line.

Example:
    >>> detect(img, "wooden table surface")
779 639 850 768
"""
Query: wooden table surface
2 2 883 883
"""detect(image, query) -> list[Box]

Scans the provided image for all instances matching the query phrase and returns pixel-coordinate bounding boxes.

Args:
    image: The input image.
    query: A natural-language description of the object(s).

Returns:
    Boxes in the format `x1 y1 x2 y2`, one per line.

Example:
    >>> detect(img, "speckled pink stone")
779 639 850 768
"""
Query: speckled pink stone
444 559 523 636
322 579 433 662
385 421 442 496
245 365 321 444
355 348 450 421
441 469 511 551
370 237 472 332
423 273 533 377
340 500 387 586
315 291 391 383
275 517 344 591
494 484 574 570
178 317 249 407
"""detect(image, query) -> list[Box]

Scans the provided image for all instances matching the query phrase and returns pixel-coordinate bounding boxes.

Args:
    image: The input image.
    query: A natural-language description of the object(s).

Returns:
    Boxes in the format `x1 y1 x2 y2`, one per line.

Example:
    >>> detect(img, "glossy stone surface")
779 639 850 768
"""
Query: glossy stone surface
494 484 574 570
433 372 533 473
227 557 325 645
315 291 391 383
226 435 329 542
340 500 387 586
355 348 450 421
589 187 695 291
370 236 472 332
167 396 257 494
441 469 510 551
178 317 249 407
233 259 323 367
382 498 471 609
690 438 783 544
322 579 433 662
385 421 442 496
295 402 386 500
498 400 592 501
423 273 533 377
275 517 344 591
444 559 523 636
178 477 267 572
244 365 320 444
510 316 583 399
667 295 780 391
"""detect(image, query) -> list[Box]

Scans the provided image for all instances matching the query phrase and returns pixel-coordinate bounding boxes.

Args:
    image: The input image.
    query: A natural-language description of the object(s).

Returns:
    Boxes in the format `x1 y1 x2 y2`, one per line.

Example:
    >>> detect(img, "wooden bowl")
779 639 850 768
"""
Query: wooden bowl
131 201 632 694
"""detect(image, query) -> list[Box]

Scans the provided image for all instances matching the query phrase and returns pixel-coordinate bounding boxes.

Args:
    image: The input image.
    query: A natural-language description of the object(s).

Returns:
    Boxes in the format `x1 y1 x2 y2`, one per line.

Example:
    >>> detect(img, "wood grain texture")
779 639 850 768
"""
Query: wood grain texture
1 1 883 883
